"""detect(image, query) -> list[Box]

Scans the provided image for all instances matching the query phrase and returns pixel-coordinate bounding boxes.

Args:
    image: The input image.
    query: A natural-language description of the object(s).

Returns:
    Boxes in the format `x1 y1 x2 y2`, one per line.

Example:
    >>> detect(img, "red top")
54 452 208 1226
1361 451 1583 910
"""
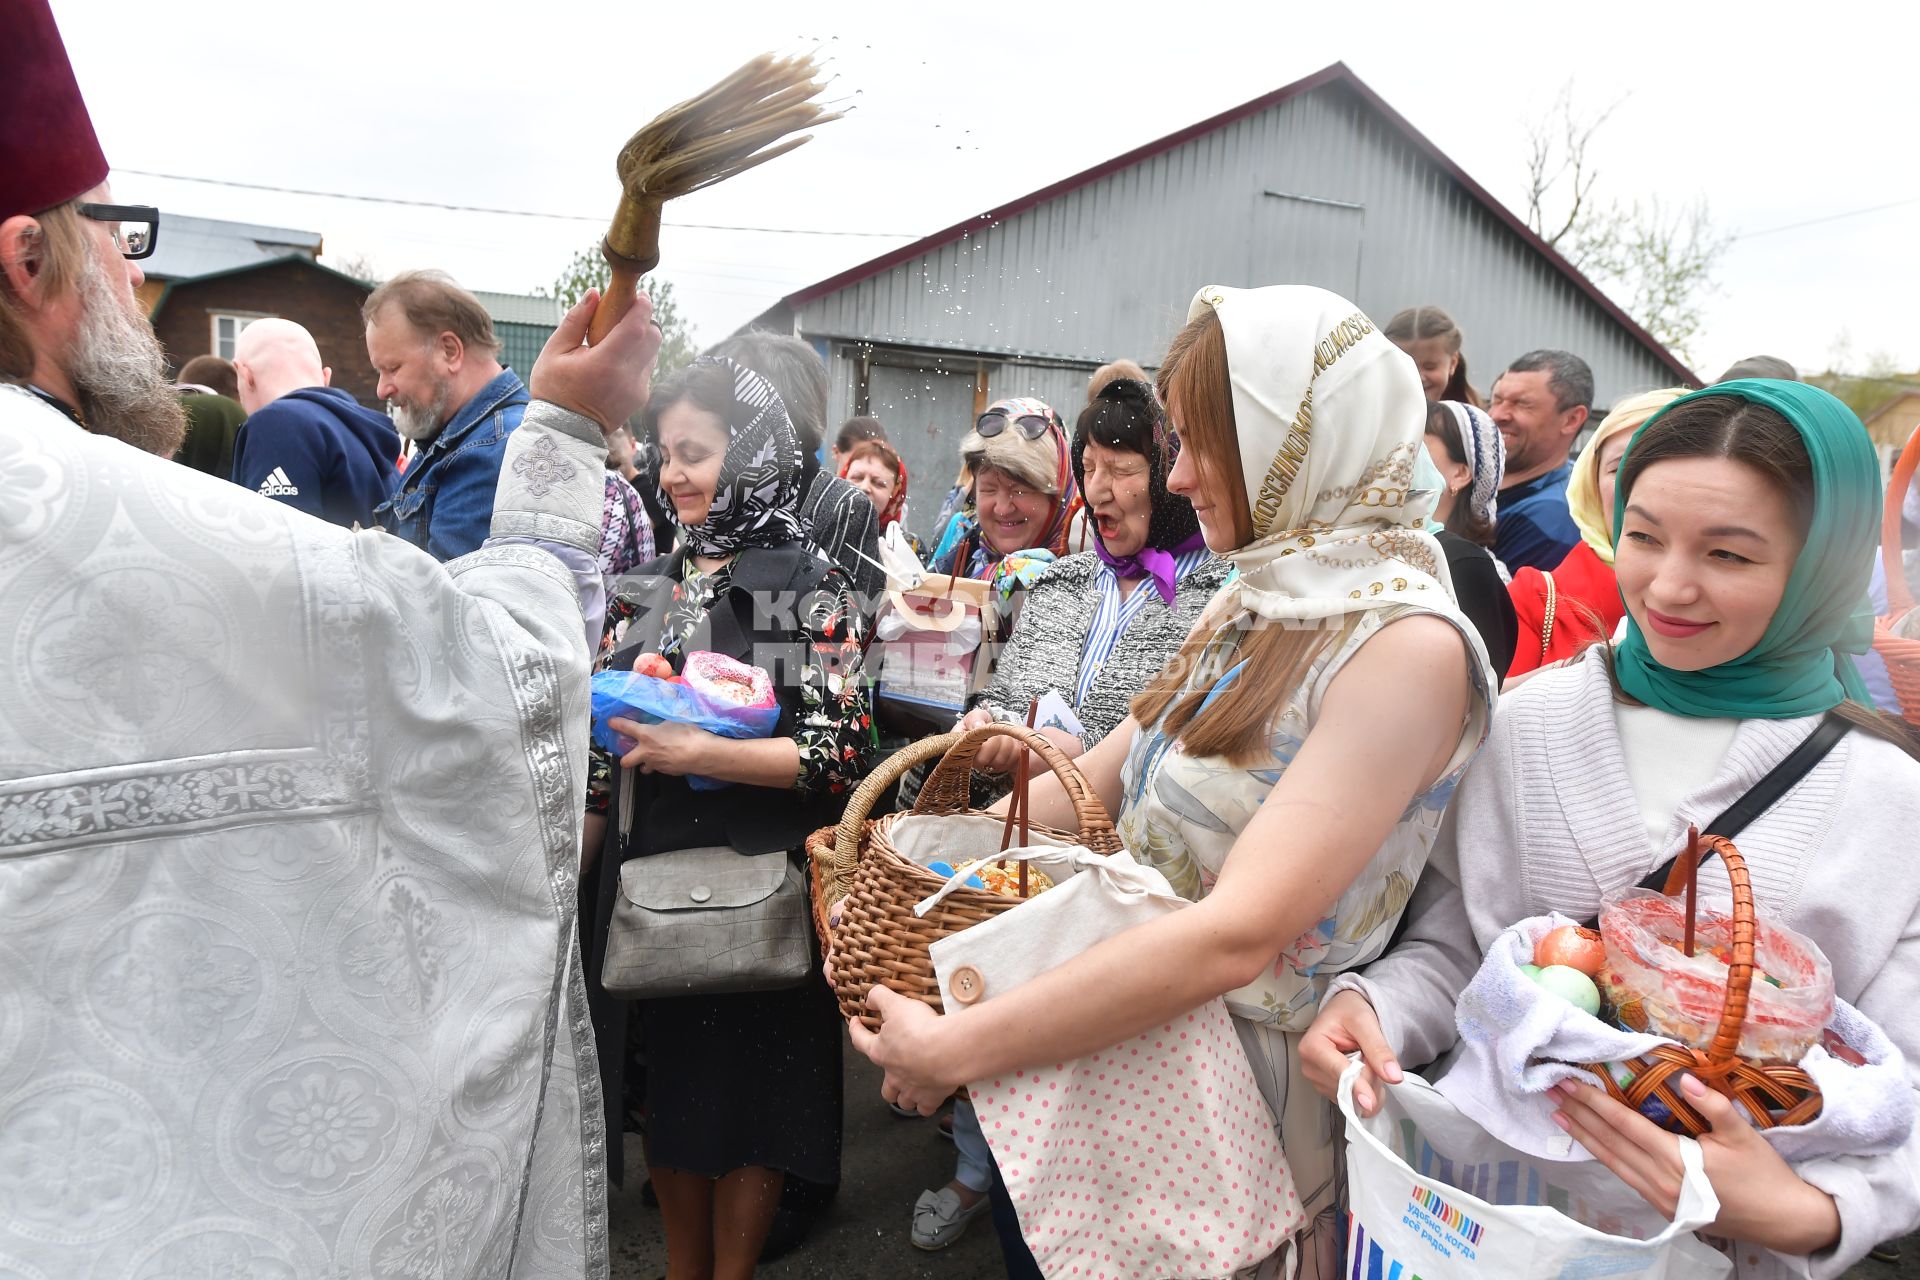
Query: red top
1507 540 1624 678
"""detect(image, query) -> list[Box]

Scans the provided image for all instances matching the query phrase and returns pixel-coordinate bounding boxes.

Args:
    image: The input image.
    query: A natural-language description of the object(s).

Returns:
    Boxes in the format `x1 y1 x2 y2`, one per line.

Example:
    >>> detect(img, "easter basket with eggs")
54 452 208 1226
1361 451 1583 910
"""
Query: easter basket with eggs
1439 827 1915 1169
1579 830 1828 1134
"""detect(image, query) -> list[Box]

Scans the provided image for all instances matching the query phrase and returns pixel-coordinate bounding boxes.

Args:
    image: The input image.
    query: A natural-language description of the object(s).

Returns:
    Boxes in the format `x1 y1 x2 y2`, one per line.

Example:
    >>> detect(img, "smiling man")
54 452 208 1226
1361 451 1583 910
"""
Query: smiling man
366 269 528 560
1487 349 1593 572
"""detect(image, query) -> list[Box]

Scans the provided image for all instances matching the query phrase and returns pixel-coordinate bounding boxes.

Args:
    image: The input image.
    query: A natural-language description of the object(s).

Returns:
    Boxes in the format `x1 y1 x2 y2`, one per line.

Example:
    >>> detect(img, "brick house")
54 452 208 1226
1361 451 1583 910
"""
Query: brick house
142 213 559 409
150 256 381 404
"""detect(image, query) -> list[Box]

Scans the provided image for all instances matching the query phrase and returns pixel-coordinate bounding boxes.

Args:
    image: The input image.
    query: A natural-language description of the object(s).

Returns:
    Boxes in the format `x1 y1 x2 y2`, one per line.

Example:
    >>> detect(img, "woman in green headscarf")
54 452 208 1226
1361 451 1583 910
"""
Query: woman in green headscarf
1302 381 1920 1278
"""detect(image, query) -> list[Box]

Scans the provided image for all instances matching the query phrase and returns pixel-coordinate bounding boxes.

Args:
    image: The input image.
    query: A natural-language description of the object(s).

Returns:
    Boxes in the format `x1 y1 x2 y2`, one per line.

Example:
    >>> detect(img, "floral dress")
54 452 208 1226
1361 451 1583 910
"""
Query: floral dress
585 556 874 812
1116 604 1491 1279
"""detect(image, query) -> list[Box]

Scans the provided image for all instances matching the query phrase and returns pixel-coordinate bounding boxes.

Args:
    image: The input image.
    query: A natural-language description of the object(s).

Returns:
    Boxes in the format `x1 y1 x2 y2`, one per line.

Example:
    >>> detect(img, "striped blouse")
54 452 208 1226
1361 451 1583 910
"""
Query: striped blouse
971 550 1231 752
1073 547 1216 709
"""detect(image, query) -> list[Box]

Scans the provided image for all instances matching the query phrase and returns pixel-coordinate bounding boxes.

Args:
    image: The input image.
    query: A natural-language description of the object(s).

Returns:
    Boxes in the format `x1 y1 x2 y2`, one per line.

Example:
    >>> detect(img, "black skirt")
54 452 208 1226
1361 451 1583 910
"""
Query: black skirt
637 969 844 1184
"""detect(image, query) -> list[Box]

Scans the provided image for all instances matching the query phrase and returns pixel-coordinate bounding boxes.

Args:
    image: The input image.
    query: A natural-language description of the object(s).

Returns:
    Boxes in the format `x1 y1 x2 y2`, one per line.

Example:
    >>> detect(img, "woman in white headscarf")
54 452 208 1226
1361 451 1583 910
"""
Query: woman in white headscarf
851 286 1497 1277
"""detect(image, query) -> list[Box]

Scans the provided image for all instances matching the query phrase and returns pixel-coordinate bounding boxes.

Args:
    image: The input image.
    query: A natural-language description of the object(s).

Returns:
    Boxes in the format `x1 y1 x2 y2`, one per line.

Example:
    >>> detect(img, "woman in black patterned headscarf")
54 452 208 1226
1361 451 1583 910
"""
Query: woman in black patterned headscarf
582 355 876 1276
650 354 807 558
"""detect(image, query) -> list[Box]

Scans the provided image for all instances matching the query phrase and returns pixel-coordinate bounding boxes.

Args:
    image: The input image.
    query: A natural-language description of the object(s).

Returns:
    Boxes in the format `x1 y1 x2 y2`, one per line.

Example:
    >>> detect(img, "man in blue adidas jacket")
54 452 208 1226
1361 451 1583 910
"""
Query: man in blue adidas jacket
231 318 399 528
364 270 528 561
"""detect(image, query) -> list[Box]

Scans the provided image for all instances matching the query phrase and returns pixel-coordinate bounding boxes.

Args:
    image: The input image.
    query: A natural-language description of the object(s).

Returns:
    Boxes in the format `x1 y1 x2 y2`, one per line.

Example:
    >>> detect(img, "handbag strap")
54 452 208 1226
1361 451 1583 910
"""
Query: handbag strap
1632 712 1849 895
1538 571 1559 665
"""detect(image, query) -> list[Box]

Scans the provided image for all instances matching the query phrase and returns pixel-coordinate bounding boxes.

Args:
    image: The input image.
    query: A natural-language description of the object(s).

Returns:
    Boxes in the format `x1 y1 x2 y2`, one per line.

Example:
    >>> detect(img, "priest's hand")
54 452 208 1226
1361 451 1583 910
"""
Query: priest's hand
848 985 963 1117
529 287 663 433
1550 1075 1841 1255
610 717 711 776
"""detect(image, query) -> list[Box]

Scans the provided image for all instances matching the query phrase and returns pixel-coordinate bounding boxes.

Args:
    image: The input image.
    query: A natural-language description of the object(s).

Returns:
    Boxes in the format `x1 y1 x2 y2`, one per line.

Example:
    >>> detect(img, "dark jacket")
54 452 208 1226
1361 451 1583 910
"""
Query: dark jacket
375 368 527 561
176 391 246 480
1439 531 1518 680
582 540 849 1169
232 387 400 529
600 541 845 860
799 466 882 609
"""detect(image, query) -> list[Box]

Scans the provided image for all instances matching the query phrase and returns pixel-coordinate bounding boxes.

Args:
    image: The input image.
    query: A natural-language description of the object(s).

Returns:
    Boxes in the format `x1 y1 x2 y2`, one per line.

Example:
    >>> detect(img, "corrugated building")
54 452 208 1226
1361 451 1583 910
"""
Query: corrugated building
752 62 1694 530
473 290 563 380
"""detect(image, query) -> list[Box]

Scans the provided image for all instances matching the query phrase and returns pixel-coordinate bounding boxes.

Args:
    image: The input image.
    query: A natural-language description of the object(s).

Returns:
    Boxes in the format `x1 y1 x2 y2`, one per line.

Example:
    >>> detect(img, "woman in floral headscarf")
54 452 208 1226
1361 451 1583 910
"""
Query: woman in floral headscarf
928 396 1082 608
582 356 876 1279
850 287 1496 1278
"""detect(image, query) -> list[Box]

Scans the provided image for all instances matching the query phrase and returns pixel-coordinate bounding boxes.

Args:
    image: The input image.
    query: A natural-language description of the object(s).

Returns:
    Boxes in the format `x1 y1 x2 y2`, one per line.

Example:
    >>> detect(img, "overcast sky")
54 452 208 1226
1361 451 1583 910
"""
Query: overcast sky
57 0 1918 383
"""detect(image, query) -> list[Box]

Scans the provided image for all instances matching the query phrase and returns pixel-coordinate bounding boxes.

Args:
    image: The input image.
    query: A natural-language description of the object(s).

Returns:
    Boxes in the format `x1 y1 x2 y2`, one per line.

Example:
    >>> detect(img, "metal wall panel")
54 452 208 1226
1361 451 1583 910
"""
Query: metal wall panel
826 343 1100 548
796 78 1684 409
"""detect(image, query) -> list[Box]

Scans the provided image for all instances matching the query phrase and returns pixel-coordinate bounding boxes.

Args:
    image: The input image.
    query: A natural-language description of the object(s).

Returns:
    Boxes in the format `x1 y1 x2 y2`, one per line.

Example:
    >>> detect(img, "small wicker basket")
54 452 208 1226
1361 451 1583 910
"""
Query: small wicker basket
1581 833 1822 1134
811 723 1120 1030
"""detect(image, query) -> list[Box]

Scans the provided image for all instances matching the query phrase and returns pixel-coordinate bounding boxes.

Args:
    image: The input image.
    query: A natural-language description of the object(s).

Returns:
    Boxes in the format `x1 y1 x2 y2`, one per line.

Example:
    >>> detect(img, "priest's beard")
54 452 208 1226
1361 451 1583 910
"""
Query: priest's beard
390 379 454 443
67 258 187 457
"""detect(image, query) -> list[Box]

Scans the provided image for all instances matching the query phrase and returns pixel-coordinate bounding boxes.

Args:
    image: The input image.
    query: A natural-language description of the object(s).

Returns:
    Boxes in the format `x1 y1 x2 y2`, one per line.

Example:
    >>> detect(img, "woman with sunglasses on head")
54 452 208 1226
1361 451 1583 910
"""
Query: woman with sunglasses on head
927 397 1083 591
960 378 1229 781
1301 382 1920 1278
852 287 1497 1278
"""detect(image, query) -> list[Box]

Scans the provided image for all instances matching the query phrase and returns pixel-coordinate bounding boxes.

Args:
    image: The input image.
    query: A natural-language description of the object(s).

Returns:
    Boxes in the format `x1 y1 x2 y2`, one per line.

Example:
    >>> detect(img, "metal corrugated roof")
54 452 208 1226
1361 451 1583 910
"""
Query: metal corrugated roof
473 291 562 326
142 214 323 282
779 62 1694 389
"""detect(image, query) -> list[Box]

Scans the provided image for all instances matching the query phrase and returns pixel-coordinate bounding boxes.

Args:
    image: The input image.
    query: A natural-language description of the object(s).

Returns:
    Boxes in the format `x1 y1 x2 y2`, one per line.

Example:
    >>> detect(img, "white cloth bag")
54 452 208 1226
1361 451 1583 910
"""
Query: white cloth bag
1341 1061 1731 1279
925 846 1301 1280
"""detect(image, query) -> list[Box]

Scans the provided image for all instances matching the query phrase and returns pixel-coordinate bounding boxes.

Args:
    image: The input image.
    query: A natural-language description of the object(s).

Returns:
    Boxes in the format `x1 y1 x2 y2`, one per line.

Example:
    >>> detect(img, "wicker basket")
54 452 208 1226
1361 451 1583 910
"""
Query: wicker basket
1875 424 1920 727
814 723 1121 1030
1582 833 1822 1134
805 730 961 960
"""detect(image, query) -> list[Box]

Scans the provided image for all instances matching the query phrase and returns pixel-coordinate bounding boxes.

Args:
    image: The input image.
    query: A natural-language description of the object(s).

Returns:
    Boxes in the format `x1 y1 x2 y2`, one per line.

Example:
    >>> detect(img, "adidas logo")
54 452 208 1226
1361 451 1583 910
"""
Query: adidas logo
257 466 300 497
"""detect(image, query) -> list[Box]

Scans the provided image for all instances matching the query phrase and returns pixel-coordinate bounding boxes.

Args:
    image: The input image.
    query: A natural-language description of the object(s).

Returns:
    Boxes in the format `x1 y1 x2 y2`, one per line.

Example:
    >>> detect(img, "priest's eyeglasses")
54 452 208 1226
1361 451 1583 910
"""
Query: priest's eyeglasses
77 204 160 261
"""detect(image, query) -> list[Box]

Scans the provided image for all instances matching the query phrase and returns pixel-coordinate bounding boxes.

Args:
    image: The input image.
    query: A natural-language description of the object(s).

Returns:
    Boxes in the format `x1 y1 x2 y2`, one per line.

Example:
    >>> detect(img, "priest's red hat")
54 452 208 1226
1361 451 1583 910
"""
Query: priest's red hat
0 0 110 219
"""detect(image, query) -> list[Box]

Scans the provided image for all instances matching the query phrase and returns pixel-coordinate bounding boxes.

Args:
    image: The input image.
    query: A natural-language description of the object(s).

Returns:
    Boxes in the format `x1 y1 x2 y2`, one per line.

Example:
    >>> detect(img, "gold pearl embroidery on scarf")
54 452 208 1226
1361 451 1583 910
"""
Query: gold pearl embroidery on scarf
1248 311 1375 537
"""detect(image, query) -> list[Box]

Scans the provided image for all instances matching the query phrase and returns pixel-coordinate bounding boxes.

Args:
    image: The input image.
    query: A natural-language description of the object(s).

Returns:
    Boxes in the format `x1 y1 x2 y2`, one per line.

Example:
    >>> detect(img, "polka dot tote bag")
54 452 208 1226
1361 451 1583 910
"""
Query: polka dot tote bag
926 847 1302 1279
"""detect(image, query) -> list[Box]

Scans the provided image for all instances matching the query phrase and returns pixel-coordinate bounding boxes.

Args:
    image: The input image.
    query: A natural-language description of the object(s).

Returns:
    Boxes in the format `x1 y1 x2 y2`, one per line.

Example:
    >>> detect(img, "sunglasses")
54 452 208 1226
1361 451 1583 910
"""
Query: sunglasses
975 410 1053 441
77 203 160 261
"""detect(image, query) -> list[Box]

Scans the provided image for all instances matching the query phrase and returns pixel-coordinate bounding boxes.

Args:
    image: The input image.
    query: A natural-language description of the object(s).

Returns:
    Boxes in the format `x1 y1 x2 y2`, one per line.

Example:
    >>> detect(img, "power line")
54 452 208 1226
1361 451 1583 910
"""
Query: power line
1734 196 1920 241
115 168 921 240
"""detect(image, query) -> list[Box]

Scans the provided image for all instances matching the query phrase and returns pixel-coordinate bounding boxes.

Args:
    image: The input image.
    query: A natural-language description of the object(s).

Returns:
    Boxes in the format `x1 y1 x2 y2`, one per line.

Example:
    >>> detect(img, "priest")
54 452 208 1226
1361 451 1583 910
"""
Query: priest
0 4 660 1275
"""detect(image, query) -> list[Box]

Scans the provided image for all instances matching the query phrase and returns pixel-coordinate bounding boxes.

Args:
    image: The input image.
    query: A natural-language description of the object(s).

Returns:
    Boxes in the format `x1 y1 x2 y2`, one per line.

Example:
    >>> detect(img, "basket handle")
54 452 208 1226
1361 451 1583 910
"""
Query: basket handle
1662 832 1757 1072
915 721 1123 854
1883 424 1920 615
822 731 963 906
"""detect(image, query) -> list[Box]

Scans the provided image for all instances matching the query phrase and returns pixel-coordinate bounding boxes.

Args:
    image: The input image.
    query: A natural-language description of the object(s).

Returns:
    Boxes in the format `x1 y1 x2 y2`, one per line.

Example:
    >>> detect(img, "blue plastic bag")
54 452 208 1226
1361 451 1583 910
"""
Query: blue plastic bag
591 669 781 791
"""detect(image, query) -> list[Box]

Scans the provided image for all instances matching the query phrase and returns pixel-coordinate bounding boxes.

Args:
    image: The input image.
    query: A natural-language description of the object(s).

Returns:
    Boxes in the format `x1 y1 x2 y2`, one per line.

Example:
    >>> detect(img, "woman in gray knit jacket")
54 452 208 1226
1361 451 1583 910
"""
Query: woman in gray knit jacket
961 378 1230 779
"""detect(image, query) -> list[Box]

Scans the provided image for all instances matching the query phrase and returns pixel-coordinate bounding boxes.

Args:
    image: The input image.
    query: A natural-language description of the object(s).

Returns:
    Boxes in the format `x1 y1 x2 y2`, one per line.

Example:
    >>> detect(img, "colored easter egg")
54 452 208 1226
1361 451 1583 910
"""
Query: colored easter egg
1534 925 1607 976
1531 964 1602 1017
1518 963 1542 980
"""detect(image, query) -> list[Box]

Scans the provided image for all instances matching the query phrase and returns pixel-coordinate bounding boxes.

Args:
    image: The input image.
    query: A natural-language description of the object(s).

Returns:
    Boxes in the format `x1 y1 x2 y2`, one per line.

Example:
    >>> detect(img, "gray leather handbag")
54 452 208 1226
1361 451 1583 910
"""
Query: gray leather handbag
600 846 812 998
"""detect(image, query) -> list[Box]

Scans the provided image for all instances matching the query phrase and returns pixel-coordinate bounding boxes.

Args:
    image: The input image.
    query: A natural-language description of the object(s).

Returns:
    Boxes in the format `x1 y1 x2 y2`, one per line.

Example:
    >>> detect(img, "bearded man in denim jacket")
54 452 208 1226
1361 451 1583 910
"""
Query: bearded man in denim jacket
366 270 529 560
